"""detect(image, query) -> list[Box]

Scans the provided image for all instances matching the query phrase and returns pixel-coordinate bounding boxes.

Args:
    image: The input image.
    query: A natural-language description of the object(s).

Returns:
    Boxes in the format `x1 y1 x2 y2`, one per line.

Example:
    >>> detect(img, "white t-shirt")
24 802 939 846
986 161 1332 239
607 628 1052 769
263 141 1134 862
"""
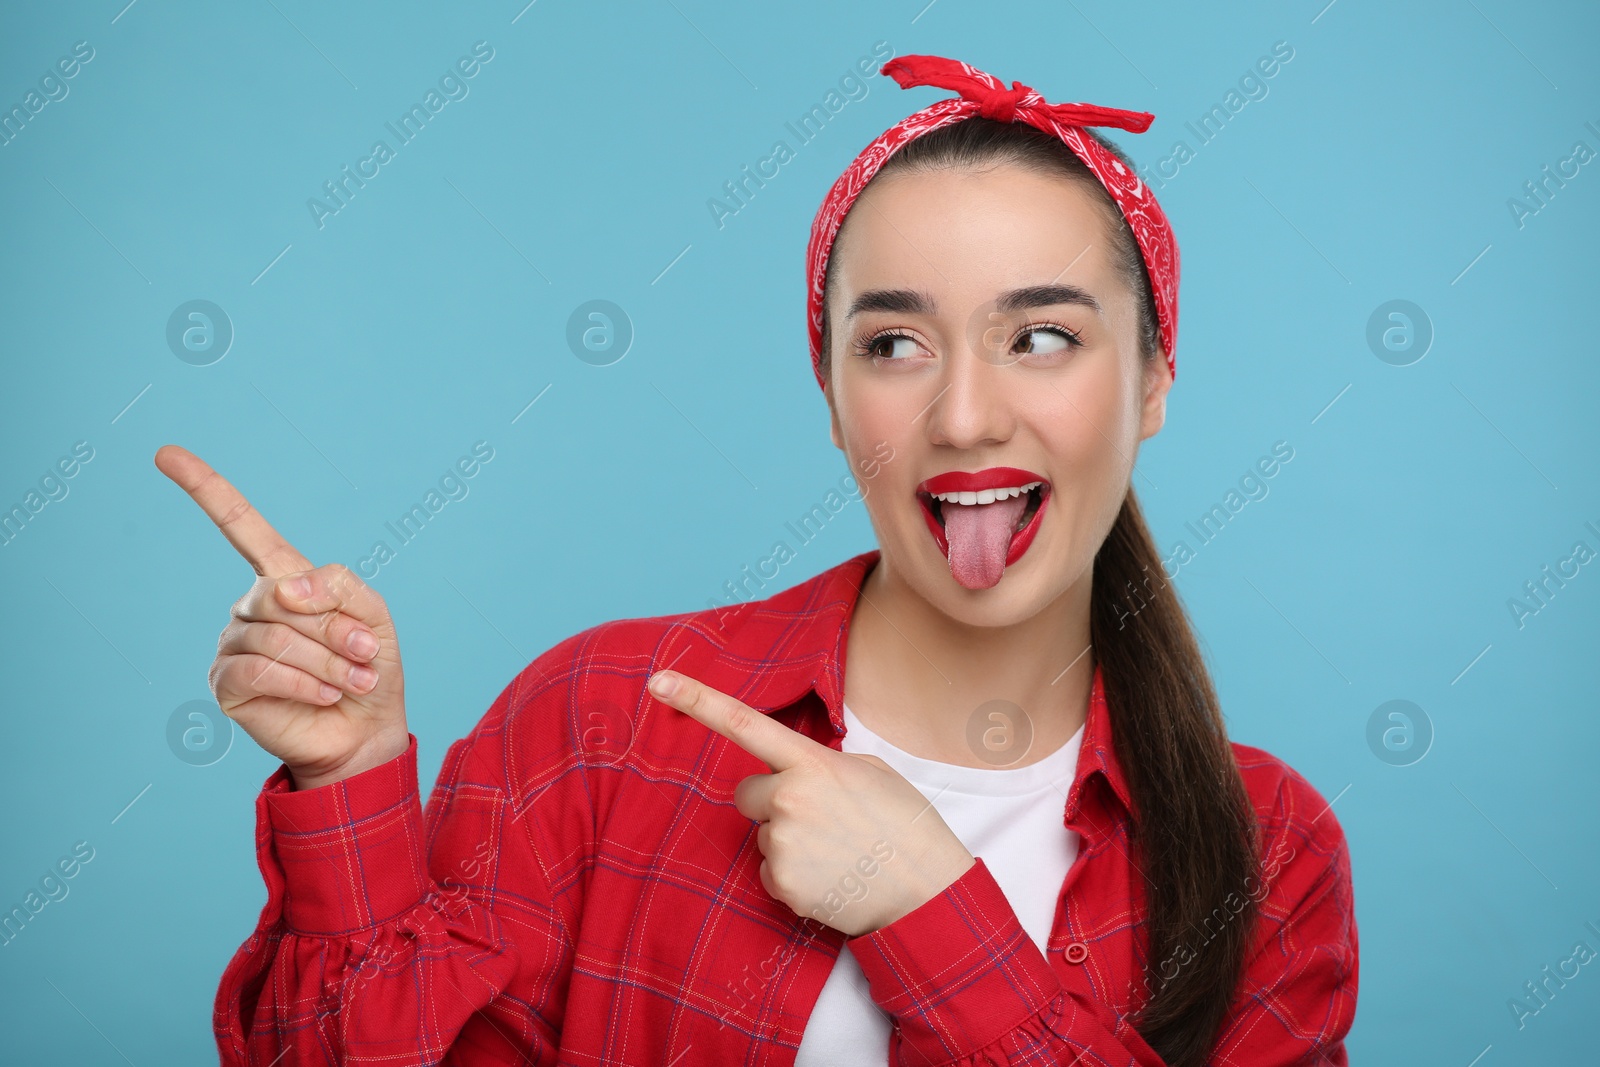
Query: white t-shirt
794 702 1086 1066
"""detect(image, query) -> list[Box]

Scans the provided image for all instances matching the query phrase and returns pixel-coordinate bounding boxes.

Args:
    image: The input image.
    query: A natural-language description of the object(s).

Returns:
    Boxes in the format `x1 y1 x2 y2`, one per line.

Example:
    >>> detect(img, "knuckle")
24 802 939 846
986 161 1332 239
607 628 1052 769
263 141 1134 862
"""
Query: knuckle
296 667 325 701
256 658 288 693
766 863 794 898
260 655 306 697
265 622 296 658
322 563 358 600
315 608 343 641
237 578 275 620
768 786 795 817
321 611 353 647
724 699 756 736
214 657 248 699
213 493 255 532
217 619 246 655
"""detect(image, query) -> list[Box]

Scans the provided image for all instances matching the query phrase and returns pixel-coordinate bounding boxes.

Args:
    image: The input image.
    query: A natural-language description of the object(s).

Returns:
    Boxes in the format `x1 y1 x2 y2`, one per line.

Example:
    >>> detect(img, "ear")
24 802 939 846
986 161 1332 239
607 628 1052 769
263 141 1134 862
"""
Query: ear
1138 351 1173 442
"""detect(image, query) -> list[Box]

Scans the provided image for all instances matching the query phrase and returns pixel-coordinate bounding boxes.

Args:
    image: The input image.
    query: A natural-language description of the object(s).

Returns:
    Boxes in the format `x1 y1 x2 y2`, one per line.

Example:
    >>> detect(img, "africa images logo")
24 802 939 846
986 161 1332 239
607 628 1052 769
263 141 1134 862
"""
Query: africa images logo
306 42 496 230
706 41 894 230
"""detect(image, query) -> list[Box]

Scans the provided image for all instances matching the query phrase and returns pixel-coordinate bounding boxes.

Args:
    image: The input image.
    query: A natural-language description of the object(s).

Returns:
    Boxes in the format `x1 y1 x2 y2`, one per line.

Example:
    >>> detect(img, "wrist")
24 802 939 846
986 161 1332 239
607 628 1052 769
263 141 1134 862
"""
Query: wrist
875 845 975 932
289 729 411 791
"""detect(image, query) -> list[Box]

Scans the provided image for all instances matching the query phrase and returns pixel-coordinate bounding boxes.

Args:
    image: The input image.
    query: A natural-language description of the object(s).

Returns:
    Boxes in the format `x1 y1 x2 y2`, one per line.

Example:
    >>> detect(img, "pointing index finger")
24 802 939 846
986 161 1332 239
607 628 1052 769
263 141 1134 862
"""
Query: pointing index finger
648 670 823 774
154 444 313 579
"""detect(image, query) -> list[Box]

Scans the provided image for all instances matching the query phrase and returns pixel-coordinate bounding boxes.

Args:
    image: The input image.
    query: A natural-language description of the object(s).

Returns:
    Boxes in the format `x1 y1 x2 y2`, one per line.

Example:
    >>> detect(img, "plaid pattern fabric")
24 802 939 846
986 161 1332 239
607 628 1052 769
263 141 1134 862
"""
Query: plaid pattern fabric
213 548 1357 1065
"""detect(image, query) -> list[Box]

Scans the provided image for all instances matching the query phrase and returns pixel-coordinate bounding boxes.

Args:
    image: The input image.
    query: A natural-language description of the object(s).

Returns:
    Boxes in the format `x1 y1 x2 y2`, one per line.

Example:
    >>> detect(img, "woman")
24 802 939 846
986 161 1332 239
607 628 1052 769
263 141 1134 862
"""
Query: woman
164 54 1356 1066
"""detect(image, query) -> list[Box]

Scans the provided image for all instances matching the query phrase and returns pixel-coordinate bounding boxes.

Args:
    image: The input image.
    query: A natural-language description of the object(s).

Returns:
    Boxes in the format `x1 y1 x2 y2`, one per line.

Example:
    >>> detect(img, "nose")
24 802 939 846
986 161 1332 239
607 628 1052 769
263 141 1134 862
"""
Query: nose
922 339 1018 451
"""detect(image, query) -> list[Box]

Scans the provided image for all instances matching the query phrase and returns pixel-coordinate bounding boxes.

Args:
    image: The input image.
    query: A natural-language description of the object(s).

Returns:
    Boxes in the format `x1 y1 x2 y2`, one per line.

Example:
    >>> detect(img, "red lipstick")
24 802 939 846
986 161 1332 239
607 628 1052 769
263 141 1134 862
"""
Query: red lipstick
915 466 1052 569
918 466 1046 495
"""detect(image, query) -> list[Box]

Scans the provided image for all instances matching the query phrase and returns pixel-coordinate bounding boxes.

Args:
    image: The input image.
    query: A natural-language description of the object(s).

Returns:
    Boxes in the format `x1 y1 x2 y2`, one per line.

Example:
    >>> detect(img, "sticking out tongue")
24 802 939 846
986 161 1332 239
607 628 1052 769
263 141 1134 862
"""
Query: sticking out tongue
943 493 1029 591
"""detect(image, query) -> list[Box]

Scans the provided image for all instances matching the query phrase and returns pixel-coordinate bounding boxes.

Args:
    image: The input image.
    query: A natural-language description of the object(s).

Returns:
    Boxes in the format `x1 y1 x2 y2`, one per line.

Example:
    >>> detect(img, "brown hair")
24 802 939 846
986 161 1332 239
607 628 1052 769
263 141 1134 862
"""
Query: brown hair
818 117 1261 1066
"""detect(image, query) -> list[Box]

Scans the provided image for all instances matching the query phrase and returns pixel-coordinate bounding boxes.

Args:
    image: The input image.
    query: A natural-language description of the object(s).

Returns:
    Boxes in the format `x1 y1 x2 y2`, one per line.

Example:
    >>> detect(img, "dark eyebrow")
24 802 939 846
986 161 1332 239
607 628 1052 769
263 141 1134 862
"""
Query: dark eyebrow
846 288 935 319
844 283 1101 320
996 283 1102 316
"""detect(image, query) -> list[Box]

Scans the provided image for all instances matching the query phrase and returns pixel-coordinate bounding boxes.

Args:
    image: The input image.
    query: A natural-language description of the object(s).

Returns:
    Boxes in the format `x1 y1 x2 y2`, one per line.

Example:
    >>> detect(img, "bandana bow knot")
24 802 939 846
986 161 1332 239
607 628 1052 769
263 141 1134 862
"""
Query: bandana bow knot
976 80 1032 122
882 56 1156 135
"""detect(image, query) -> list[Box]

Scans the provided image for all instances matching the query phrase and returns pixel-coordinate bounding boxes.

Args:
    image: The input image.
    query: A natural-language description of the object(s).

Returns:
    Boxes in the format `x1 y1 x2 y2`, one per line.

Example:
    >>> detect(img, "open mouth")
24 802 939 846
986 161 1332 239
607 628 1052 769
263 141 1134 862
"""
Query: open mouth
919 482 1045 539
914 470 1053 589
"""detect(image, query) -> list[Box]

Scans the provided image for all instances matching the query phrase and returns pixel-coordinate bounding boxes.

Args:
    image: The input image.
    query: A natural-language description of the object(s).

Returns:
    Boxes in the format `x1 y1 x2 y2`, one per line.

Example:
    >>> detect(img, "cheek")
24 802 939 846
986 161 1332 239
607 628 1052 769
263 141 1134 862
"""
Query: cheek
835 375 918 465
1029 362 1142 492
834 384 924 520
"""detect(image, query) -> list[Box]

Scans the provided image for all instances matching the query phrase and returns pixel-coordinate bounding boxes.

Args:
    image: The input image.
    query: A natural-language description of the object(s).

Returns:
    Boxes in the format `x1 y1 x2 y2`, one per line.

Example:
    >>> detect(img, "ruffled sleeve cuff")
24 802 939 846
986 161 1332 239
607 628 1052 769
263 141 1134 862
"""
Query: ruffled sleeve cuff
845 857 1065 1063
260 735 428 936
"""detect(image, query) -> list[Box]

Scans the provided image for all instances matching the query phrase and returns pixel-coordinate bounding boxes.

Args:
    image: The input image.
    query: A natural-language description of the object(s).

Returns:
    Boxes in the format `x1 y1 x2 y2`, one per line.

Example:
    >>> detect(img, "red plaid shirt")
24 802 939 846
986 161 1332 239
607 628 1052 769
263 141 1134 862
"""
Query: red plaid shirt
214 548 1357 1065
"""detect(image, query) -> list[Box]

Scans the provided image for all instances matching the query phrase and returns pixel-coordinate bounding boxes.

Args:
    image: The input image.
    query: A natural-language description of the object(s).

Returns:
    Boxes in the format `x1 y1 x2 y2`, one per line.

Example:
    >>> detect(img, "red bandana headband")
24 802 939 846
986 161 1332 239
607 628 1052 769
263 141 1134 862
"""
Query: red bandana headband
805 54 1179 389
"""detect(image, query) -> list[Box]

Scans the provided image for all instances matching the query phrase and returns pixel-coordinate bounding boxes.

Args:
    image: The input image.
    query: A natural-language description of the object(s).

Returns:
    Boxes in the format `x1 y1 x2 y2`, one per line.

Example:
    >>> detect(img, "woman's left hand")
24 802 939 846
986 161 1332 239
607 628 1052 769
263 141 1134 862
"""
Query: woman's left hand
647 669 975 937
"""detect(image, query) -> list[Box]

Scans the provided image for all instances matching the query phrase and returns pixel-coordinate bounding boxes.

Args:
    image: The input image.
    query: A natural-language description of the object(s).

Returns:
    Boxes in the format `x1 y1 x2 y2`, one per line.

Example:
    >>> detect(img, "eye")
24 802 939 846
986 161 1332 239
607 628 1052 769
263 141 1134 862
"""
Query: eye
856 332 925 362
1013 325 1082 356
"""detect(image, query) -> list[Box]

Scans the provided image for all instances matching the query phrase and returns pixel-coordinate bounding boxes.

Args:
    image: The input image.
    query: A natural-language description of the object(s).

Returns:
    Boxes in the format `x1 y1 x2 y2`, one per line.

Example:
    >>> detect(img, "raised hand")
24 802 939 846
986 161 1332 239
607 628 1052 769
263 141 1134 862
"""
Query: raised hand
645 670 975 937
154 445 410 790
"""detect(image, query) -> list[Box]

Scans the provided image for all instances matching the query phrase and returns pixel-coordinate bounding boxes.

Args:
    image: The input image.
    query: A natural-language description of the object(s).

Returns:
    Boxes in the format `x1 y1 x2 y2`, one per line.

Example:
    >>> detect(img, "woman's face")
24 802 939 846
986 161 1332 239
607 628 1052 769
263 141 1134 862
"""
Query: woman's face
824 161 1172 626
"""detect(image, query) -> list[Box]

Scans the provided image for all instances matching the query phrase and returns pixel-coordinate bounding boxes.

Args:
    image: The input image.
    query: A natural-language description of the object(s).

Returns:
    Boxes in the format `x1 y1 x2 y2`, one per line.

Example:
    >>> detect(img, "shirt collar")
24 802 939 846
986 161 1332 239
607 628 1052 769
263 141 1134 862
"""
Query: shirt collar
683 547 1136 825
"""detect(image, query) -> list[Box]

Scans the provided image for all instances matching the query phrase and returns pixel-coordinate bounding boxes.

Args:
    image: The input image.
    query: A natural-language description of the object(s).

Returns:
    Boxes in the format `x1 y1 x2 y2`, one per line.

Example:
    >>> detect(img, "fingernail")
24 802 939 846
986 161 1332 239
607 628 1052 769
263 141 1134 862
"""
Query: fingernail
318 683 341 702
649 672 678 698
350 666 378 692
349 630 378 657
281 575 312 600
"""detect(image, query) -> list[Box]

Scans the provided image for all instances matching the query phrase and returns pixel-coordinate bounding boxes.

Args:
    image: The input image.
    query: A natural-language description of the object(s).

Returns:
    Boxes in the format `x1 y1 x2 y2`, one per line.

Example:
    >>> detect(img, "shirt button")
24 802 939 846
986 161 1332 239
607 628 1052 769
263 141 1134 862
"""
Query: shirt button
1064 941 1089 964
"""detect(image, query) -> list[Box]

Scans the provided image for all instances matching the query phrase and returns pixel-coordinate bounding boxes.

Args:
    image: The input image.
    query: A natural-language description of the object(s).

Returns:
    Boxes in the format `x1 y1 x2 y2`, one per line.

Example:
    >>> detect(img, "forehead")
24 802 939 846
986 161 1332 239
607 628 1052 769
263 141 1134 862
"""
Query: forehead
828 163 1121 300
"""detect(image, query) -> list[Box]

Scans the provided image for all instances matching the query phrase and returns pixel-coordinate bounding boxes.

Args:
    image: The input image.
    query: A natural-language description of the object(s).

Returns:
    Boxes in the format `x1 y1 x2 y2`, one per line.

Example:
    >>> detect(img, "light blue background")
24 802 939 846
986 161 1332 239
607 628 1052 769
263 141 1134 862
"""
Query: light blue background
2 0 1597 1062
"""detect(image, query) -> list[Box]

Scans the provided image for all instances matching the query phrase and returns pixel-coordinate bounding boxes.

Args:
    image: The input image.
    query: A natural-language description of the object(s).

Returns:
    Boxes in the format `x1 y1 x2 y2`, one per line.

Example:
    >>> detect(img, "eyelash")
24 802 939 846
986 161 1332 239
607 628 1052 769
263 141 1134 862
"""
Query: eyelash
851 319 1086 361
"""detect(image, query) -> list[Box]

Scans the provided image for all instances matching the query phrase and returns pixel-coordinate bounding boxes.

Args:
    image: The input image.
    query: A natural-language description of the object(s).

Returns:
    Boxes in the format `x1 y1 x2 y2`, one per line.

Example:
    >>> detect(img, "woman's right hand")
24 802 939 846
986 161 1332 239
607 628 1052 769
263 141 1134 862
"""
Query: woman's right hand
155 445 410 791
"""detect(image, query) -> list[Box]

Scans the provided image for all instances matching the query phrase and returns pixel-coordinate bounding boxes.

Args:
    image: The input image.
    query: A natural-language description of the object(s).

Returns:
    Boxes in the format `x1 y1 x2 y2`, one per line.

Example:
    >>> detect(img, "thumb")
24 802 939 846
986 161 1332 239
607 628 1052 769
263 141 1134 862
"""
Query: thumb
275 563 392 632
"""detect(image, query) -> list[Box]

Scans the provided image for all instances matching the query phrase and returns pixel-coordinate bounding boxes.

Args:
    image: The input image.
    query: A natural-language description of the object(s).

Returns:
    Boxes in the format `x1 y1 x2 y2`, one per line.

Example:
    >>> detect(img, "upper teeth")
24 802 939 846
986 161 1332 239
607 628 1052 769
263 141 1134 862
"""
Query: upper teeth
931 481 1043 505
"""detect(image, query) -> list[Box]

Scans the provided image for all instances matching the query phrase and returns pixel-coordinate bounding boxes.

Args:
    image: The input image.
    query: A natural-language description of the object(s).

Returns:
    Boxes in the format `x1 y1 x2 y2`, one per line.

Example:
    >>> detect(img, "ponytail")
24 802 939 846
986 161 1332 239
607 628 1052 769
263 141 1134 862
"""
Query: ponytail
1091 490 1260 1064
